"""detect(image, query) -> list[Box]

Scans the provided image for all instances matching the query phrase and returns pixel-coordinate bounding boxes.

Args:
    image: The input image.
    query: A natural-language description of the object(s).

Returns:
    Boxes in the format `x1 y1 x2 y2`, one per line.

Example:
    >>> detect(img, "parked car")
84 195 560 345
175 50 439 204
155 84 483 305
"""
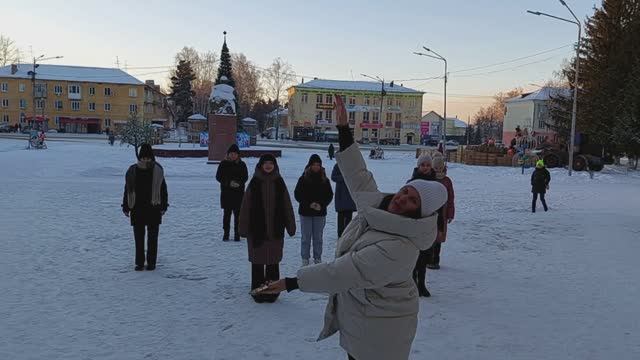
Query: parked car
446 140 459 147
0 124 12 133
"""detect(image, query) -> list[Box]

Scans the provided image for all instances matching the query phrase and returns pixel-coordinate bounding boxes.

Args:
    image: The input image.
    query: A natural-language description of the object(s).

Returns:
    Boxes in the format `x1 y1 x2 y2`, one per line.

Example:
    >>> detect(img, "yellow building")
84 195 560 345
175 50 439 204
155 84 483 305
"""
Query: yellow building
143 80 173 128
0 63 145 133
287 79 424 144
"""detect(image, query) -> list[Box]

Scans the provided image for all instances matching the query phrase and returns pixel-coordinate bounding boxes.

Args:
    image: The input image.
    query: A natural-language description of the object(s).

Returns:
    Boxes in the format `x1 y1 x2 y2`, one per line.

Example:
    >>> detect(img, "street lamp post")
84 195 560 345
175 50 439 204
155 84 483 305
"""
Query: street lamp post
27 55 63 132
528 0 581 176
361 73 386 146
414 47 447 161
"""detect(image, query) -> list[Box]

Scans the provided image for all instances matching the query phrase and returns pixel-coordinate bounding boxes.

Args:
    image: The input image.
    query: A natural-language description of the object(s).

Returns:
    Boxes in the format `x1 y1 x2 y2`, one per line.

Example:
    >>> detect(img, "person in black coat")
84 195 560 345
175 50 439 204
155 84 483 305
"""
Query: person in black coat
407 154 445 297
328 143 335 160
294 154 334 266
331 163 356 237
122 144 169 271
215 144 249 241
531 160 551 213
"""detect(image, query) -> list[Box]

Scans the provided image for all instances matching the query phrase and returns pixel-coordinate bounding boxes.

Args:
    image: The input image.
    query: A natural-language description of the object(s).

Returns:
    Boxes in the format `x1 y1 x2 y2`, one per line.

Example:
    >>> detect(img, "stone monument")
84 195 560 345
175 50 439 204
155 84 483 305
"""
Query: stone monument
207 76 237 164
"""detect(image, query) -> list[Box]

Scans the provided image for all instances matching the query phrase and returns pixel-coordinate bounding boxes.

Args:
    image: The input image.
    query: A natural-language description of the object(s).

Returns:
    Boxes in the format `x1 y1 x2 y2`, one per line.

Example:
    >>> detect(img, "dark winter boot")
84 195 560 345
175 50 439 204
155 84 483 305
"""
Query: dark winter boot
261 294 280 303
234 234 241 242
417 269 431 297
251 294 265 303
134 265 144 271
223 232 230 242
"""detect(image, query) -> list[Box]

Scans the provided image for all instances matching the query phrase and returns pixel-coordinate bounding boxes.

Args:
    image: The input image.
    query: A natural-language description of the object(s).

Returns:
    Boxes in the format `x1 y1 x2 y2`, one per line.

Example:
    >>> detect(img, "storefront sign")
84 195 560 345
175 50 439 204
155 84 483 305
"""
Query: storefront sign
360 123 383 129
420 121 430 135
316 103 335 110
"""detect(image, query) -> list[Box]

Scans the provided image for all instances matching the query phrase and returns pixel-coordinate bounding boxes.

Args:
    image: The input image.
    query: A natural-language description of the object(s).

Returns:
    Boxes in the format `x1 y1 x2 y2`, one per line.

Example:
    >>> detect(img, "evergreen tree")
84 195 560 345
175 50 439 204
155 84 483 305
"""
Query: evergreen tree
473 125 482 145
120 112 153 158
215 31 235 88
169 60 196 124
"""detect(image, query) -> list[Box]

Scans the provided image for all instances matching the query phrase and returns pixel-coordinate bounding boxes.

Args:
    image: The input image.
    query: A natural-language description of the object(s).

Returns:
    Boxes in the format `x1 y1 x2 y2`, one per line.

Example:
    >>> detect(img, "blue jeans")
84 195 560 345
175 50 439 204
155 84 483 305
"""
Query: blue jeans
300 216 326 261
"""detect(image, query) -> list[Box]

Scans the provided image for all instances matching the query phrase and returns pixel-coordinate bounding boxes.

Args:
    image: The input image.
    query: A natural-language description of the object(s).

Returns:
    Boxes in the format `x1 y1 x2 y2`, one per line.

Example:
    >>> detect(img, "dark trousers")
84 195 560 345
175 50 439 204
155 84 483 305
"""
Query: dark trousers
223 207 240 236
251 263 280 289
337 211 354 237
532 192 548 212
426 242 442 265
133 224 159 267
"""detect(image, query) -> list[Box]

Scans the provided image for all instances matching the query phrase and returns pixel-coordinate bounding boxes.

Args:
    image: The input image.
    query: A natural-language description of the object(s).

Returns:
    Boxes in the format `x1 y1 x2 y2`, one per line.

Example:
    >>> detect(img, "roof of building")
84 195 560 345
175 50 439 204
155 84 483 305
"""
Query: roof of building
187 114 207 121
293 79 423 94
0 64 144 85
506 87 572 103
268 107 288 117
448 118 467 128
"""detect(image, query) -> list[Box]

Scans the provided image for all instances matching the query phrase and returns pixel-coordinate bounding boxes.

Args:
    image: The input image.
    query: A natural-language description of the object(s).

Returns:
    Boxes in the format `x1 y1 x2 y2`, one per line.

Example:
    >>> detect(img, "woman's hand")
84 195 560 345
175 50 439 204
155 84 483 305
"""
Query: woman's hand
259 279 286 294
334 94 348 127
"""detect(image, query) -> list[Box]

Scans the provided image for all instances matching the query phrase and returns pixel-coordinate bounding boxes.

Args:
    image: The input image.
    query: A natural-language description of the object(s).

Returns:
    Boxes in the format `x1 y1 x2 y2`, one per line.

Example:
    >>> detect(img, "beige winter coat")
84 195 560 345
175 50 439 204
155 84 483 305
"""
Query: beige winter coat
297 142 441 360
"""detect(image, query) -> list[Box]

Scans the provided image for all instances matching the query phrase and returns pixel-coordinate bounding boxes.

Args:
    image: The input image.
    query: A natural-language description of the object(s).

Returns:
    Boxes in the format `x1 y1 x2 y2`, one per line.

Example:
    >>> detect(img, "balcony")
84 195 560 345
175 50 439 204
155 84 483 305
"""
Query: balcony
68 92 81 100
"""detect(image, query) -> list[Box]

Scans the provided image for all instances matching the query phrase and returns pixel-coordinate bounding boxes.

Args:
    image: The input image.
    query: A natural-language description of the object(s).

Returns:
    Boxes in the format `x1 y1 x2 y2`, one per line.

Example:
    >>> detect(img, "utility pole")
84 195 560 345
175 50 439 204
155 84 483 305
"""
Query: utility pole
27 55 63 132
361 73 385 145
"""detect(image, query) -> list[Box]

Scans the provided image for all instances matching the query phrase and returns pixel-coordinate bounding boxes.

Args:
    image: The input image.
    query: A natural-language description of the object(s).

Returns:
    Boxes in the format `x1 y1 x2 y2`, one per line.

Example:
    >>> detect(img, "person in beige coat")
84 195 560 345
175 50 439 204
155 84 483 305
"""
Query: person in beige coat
260 95 448 360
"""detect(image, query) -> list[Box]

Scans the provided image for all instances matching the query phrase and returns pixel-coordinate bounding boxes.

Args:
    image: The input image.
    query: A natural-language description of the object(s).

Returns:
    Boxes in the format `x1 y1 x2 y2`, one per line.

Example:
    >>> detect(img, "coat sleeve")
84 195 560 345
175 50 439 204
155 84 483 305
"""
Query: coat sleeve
161 178 169 212
294 176 304 203
331 164 340 183
445 177 455 220
335 142 380 204
545 170 551 185
322 179 334 208
531 171 535 186
296 239 416 294
215 162 225 185
283 184 297 236
238 187 252 238
122 185 129 211
240 162 249 185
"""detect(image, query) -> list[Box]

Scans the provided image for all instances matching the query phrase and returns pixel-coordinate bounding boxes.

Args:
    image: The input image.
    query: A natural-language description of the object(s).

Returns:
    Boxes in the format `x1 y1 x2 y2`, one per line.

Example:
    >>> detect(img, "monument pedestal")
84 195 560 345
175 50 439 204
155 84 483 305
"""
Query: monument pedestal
208 114 237 164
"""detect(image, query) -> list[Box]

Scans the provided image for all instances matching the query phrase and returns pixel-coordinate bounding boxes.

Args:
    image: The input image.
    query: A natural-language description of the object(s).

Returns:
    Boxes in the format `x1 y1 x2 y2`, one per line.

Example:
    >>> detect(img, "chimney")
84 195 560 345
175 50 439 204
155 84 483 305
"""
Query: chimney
145 80 155 86
11 64 18 75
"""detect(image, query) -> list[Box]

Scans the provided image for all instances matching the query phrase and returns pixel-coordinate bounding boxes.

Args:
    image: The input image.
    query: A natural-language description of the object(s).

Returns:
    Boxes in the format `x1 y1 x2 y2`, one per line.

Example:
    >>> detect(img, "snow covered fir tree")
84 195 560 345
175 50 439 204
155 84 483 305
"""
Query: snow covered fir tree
169 60 196 124
215 31 235 88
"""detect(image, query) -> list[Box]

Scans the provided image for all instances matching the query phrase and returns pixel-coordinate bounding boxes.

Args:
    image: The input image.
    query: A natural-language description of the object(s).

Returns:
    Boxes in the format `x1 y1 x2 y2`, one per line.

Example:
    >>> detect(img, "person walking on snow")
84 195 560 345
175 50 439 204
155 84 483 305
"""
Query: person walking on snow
531 159 551 213
406 154 445 297
328 143 335 160
294 154 334 266
427 156 455 270
331 162 357 237
215 144 249 241
259 95 448 360
239 154 296 303
122 144 169 271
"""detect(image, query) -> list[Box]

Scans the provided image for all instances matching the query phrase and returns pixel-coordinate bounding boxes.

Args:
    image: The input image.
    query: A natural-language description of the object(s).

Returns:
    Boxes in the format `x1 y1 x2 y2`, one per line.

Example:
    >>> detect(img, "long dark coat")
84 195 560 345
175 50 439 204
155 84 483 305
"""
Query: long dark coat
531 167 551 194
294 169 334 217
215 159 249 209
122 163 169 226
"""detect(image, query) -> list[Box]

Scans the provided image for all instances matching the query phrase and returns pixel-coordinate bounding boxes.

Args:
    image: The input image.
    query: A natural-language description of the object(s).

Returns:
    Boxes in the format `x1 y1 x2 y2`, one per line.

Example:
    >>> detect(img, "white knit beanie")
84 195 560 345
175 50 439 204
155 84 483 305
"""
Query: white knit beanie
406 179 448 217
417 154 433 167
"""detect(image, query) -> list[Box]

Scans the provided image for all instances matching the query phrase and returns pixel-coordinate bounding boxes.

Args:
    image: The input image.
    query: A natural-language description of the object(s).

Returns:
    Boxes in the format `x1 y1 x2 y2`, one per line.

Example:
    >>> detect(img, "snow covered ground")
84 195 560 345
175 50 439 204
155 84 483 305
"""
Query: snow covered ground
1 138 639 360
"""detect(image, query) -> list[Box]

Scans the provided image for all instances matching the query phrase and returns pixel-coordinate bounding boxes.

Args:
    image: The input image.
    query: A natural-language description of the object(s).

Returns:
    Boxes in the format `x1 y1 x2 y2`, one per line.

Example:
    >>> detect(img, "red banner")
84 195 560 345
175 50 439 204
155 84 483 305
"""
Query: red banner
360 123 383 129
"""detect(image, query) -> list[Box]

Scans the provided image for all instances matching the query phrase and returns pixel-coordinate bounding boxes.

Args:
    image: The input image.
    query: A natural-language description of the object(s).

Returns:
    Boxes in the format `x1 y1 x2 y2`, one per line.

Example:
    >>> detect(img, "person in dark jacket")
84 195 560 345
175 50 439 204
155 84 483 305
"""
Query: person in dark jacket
122 144 169 271
331 163 356 237
407 153 444 297
430 156 456 270
531 159 551 213
215 144 249 241
294 154 334 266
328 143 335 160
239 154 296 303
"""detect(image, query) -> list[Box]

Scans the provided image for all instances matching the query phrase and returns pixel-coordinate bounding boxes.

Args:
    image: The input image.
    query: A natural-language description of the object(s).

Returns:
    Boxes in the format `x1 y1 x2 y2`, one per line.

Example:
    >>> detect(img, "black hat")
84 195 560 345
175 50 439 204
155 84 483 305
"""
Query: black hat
306 154 322 168
138 143 155 161
227 144 240 155
257 154 278 170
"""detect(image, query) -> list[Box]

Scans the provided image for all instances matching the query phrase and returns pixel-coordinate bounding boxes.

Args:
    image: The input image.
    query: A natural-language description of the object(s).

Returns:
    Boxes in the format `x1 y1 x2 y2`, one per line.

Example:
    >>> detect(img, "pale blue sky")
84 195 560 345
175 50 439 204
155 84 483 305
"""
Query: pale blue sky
3 0 598 119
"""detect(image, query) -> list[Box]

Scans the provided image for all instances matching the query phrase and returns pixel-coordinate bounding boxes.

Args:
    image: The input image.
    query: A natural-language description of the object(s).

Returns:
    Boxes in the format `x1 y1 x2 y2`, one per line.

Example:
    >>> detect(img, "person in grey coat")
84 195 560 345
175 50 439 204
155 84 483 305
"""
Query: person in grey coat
260 95 448 360
331 162 356 237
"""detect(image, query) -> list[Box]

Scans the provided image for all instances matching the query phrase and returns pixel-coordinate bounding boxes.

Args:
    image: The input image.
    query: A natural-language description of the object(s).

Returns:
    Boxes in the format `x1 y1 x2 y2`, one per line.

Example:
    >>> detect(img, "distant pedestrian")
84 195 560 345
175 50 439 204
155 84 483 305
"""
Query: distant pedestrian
531 159 550 213
121 144 169 271
215 144 248 241
294 154 334 266
428 156 455 270
239 154 296 303
328 143 335 160
331 163 356 237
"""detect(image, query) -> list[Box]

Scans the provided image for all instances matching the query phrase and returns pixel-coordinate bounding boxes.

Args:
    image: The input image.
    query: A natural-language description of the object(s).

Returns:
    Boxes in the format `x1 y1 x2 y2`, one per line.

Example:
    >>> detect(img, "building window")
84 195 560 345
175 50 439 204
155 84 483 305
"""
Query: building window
104 88 112 96
387 97 393 106
145 104 153 113
1 99 9 108
19 83 25 92
364 97 370 106
2 115 9 123
104 103 111 112
105 118 111 127
325 94 332 104
129 104 138 113
348 112 355 124
349 97 356 105
386 113 392 121
129 88 138 97
19 99 27 109
54 85 63 95
71 101 81 111
89 102 96 111
396 98 401 107
1 83 8 92
36 99 45 109
409 98 417 107
301 93 308 103
54 116 60 126
316 94 323 103
373 111 379 122
363 112 370 123
362 129 369 139
69 84 81 95
325 110 332 122
89 87 96 96
55 100 63 110
316 111 323 121
395 129 401 139
371 129 378 138
396 113 402 121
